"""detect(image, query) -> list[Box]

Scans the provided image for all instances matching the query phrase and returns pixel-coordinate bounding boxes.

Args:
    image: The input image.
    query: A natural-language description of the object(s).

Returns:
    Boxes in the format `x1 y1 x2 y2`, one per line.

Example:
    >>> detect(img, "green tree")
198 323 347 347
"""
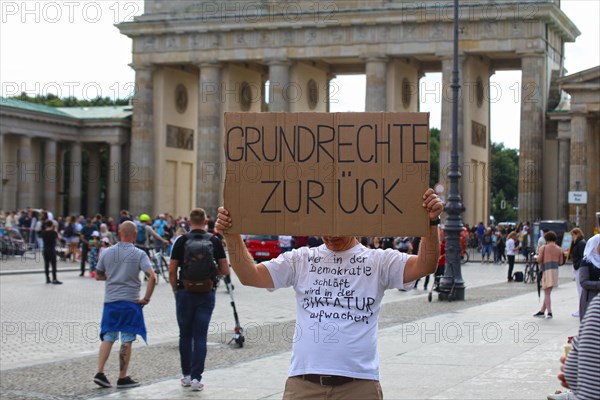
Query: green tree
10 92 130 107
490 142 519 222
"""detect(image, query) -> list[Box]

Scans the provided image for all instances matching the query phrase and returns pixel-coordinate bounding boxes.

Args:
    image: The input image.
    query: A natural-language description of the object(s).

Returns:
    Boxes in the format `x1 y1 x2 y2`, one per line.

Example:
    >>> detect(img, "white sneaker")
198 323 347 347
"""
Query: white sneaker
180 376 191 387
571 311 580 318
191 379 204 391
547 391 577 400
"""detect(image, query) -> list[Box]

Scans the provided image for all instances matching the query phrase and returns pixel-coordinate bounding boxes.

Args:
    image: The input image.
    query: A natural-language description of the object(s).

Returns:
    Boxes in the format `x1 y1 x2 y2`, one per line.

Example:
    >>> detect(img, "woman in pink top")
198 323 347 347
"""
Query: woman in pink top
533 231 564 319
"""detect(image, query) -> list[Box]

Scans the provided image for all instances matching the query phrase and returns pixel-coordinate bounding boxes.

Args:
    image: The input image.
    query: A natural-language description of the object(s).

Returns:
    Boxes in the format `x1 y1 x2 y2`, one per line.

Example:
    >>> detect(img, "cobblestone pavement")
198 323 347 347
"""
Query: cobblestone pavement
0 267 297 370
0 258 576 400
0 252 82 274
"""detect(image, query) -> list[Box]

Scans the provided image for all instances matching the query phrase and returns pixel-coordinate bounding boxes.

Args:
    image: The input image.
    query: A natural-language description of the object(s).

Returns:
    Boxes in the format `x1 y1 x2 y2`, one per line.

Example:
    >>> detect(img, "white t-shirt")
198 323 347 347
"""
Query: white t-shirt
506 238 516 256
264 243 413 381
536 236 546 252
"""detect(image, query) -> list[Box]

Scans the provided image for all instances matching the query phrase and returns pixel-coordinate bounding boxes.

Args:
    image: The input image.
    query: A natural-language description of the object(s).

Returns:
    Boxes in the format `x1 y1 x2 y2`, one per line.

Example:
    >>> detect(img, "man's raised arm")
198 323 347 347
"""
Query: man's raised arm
216 207 274 289
403 189 444 283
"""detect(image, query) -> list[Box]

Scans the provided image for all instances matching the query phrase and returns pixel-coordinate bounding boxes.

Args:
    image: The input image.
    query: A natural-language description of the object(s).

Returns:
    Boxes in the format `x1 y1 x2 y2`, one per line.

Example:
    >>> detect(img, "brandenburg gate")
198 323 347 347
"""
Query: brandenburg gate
118 0 585 229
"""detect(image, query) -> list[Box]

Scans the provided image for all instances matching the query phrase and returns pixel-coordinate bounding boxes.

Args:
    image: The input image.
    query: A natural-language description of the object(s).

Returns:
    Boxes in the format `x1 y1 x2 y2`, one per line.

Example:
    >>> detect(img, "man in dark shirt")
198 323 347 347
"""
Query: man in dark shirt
18 210 31 243
117 210 133 239
41 220 62 284
79 219 95 276
169 208 229 391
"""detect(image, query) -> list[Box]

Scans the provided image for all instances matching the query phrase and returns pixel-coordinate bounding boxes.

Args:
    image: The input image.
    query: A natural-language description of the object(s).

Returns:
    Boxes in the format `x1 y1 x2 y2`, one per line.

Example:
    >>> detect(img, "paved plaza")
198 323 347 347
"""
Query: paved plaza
0 254 581 399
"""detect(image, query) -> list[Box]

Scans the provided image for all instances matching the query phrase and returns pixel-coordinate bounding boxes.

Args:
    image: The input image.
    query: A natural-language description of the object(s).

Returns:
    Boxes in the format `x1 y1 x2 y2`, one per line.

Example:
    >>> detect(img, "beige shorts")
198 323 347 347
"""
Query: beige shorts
283 376 383 400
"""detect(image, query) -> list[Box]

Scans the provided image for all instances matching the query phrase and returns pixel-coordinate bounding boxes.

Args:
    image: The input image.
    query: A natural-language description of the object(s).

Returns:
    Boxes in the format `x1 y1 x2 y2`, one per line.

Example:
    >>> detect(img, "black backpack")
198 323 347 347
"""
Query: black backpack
180 232 218 292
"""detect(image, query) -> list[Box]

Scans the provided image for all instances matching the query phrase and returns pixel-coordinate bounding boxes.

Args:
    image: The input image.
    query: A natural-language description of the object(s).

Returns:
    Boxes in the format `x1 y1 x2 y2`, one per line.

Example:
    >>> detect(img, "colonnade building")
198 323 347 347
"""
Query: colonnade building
0 100 131 218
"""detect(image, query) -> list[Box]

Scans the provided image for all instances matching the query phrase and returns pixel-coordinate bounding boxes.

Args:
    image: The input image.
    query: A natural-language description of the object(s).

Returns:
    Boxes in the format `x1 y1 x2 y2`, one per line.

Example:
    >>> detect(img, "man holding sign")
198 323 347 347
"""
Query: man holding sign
216 188 443 399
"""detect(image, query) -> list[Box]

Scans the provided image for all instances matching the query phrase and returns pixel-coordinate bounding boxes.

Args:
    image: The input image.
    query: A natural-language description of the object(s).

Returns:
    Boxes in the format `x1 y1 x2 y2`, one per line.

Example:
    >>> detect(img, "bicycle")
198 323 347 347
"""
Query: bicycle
460 247 470 264
523 252 538 284
150 247 170 284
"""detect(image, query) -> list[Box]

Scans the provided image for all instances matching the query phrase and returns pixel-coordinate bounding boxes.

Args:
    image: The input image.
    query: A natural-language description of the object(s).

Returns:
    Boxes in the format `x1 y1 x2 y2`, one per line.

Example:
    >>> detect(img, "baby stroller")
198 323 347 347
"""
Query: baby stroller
0 228 28 256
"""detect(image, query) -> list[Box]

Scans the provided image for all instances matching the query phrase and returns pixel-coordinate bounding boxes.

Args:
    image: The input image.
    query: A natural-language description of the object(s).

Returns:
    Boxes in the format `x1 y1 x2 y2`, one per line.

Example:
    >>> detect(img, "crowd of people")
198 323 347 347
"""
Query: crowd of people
0 208 580 293
0 208 222 280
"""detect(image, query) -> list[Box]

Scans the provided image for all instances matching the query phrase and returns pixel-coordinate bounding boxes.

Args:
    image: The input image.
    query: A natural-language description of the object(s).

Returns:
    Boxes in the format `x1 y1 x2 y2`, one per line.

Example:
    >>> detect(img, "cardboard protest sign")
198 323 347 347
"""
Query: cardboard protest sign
224 112 430 236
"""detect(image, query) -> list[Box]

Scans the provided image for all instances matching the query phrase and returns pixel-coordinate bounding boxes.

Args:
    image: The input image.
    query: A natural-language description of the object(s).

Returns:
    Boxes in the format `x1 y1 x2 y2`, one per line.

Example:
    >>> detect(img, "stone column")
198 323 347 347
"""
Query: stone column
121 143 131 212
569 112 587 188
43 139 58 212
593 120 600 234
267 59 291 112
57 146 66 216
107 142 122 220
440 56 464 191
197 62 223 216
86 145 100 216
261 73 268 112
17 136 34 208
364 57 387 111
69 142 82 216
326 73 336 113
569 111 587 225
129 65 155 216
518 53 546 223
557 137 571 220
556 121 571 221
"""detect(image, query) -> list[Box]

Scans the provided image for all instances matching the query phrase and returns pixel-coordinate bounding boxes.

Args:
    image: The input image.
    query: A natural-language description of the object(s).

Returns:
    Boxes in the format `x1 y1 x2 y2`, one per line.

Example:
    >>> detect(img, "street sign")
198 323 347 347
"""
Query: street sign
568 191 588 204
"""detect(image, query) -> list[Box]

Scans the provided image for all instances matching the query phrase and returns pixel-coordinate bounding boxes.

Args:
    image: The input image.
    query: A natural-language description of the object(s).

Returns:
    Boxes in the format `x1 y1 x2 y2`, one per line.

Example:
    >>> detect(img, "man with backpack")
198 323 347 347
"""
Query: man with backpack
169 208 230 392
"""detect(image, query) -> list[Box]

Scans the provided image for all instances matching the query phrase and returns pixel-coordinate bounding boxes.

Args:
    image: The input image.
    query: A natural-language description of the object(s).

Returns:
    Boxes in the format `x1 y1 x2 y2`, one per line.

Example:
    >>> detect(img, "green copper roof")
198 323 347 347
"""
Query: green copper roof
58 106 132 120
0 97 132 120
0 97 72 118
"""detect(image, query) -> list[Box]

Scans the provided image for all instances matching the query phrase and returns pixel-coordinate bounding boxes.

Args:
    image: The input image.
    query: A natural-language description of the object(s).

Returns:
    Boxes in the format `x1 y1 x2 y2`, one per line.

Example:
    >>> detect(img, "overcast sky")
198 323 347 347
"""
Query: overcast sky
1 0 598 149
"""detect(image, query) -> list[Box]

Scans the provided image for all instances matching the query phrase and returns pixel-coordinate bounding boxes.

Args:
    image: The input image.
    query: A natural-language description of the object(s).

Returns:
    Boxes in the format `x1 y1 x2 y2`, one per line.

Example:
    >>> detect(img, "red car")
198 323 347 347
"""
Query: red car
245 235 281 261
